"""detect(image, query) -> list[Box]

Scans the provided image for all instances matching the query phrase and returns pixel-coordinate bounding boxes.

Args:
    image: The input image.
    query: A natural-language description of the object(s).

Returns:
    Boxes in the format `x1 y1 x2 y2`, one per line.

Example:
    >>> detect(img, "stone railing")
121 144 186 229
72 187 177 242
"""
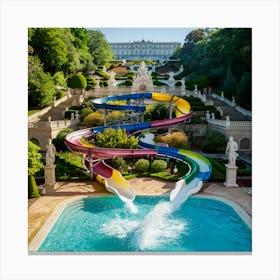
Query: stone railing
53 94 68 107
235 106 252 118
28 105 53 122
28 91 70 122
28 119 79 129
208 119 251 128
212 92 252 119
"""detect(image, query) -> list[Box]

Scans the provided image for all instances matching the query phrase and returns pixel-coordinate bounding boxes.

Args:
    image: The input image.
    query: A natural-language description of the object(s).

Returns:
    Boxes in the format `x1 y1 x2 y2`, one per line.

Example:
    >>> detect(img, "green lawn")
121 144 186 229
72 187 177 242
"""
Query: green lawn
28 110 40 116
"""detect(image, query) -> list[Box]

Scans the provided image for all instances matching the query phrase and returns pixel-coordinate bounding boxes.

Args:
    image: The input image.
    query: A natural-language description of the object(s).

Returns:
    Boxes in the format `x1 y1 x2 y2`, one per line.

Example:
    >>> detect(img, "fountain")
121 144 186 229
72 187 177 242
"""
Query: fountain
131 61 154 92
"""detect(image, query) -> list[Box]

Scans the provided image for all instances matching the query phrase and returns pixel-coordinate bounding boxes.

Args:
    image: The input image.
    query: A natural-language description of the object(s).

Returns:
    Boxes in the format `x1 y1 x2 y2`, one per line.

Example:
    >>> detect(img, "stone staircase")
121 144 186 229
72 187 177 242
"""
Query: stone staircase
39 96 77 121
207 96 249 121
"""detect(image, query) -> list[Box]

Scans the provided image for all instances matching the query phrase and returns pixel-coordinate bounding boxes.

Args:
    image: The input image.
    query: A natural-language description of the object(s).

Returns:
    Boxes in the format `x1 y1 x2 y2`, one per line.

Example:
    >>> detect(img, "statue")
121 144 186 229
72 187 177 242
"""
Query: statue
108 71 116 81
121 58 126 66
45 138 56 167
225 136 239 166
168 71 175 81
102 66 107 73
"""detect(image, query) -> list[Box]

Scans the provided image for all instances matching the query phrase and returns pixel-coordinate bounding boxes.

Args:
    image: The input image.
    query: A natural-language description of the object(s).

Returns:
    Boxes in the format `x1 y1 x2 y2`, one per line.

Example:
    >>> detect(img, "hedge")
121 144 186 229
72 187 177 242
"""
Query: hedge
135 159 150 172
151 160 167 172
28 174 40 198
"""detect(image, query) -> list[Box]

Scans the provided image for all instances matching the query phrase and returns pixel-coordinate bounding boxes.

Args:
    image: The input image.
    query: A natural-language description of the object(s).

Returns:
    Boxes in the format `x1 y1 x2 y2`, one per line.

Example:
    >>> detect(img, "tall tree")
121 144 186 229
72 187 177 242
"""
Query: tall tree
28 55 56 108
88 30 114 67
29 28 68 74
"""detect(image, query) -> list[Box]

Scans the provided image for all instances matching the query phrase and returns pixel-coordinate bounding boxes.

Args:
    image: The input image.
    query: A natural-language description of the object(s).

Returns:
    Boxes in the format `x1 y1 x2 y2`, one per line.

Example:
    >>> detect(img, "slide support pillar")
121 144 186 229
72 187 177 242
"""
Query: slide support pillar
104 109 107 126
168 100 172 134
89 152 93 180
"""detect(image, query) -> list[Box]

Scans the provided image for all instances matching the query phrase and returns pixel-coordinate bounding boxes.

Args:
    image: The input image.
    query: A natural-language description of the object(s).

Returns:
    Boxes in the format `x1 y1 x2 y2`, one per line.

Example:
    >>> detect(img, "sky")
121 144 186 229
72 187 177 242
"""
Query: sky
89 28 197 43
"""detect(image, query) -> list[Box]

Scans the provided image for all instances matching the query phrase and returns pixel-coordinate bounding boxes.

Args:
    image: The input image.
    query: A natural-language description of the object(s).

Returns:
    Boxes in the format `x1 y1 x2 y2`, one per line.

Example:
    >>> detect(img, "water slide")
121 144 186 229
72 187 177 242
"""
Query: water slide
65 92 212 205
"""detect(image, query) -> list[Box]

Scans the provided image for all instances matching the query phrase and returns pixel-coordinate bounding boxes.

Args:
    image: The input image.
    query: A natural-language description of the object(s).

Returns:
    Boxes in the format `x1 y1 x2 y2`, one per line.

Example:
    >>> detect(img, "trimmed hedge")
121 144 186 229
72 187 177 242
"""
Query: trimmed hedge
28 174 40 198
135 159 150 172
151 160 167 172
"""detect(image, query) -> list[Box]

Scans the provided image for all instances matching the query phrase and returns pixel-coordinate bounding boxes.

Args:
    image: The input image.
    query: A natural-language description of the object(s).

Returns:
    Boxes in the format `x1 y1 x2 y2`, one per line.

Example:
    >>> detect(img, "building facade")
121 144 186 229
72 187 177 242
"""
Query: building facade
110 40 181 61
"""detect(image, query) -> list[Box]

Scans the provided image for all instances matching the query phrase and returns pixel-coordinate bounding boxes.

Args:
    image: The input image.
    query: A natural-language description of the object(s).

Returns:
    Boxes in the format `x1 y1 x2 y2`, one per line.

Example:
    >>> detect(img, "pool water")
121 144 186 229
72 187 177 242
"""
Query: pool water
38 196 252 252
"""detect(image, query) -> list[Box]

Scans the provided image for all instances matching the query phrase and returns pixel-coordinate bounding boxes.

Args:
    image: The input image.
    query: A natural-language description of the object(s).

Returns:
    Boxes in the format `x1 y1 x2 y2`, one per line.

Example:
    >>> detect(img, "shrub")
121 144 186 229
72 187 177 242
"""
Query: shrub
81 111 104 127
96 128 138 149
67 74 87 90
135 159 150 172
28 174 40 198
79 107 94 121
202 131 227 153
64 109 77 119
151 160 167 172
55 90 65 99
53 128 73 152
155 131 190 149
53 71 67 88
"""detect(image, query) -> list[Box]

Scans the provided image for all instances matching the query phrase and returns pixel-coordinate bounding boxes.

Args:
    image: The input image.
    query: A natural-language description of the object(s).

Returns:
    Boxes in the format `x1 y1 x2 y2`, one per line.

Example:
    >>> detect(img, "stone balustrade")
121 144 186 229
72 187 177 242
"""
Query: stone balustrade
208 118 251 128
28 119 78 129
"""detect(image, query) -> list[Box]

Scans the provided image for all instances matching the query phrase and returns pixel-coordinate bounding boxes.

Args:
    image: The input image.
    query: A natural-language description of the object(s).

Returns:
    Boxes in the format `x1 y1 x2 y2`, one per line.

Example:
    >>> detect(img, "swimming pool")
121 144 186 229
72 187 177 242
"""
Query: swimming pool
37 196 252 252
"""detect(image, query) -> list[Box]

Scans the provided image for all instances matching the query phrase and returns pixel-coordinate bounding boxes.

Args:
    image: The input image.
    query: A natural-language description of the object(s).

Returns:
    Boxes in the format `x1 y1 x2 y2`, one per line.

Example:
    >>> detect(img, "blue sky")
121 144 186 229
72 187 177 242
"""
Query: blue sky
90 28 196 43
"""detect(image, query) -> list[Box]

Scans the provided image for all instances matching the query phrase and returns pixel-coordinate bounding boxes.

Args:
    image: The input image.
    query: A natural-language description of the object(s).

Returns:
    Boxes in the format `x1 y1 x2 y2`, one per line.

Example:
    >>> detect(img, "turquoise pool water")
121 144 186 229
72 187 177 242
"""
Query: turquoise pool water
38 196 252 252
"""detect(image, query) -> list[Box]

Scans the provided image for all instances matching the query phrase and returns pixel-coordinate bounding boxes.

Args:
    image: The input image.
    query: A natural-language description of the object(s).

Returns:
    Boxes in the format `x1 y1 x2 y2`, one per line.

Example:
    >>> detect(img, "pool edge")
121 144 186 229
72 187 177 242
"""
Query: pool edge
28 196 87 252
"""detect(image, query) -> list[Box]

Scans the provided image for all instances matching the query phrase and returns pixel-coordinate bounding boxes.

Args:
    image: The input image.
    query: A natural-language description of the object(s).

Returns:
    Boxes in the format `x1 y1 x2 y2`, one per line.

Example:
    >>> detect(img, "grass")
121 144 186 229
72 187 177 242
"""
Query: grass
28 110 40 116
55 152 90 181
123 161 188 182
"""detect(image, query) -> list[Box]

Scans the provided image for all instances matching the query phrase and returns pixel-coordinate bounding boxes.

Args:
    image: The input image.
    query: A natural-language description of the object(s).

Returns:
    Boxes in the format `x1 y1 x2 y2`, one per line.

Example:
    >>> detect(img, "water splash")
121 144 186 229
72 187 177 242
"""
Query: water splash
133 201 187 250
99 216 139 239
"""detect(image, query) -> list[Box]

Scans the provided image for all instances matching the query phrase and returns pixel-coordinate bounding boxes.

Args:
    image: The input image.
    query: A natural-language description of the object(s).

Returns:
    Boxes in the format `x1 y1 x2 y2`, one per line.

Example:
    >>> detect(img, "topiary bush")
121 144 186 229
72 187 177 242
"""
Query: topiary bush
202 130 227 153
67 74 87 92
135 159 150 172
151 159 167 172
28 174 40 198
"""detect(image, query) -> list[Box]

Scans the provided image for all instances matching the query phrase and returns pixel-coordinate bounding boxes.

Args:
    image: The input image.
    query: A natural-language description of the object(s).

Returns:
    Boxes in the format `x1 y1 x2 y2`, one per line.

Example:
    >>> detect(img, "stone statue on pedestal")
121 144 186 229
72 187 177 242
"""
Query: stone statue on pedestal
46 138 56 167
224 136 239 187
44 138 56 191
225 136 239 166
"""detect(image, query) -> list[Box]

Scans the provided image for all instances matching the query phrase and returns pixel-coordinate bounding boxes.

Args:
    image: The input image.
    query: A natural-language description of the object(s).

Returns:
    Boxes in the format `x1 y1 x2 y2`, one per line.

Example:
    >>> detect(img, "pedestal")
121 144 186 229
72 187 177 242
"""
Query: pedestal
224 164 239 187
44 165 56 192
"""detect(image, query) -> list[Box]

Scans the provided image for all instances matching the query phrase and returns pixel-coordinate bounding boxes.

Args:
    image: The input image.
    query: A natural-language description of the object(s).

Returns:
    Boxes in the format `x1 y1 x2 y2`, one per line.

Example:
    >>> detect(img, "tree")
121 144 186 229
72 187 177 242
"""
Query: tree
53 71 67 88
88 30 115 67
223 66 238 97
202 130 227 153
28 141 43 198
28 56 56 108
236 72 251 110
29 28 68 74
184 29 206 47
71 28 96 74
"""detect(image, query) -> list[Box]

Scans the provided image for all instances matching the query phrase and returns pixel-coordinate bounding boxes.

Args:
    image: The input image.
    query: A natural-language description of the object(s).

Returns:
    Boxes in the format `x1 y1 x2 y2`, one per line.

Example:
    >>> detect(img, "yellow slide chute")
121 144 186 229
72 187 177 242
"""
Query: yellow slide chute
152 93 191 117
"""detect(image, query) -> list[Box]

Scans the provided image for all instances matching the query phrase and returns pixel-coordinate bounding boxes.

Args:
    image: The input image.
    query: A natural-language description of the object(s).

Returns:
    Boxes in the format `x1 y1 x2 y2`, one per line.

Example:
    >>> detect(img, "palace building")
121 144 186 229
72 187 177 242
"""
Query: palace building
110 40 181 61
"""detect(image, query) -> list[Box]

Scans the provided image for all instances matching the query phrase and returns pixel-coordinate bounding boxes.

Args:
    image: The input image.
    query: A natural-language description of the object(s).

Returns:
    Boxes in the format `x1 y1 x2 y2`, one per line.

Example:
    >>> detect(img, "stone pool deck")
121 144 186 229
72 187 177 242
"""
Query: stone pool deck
28 179 252 245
